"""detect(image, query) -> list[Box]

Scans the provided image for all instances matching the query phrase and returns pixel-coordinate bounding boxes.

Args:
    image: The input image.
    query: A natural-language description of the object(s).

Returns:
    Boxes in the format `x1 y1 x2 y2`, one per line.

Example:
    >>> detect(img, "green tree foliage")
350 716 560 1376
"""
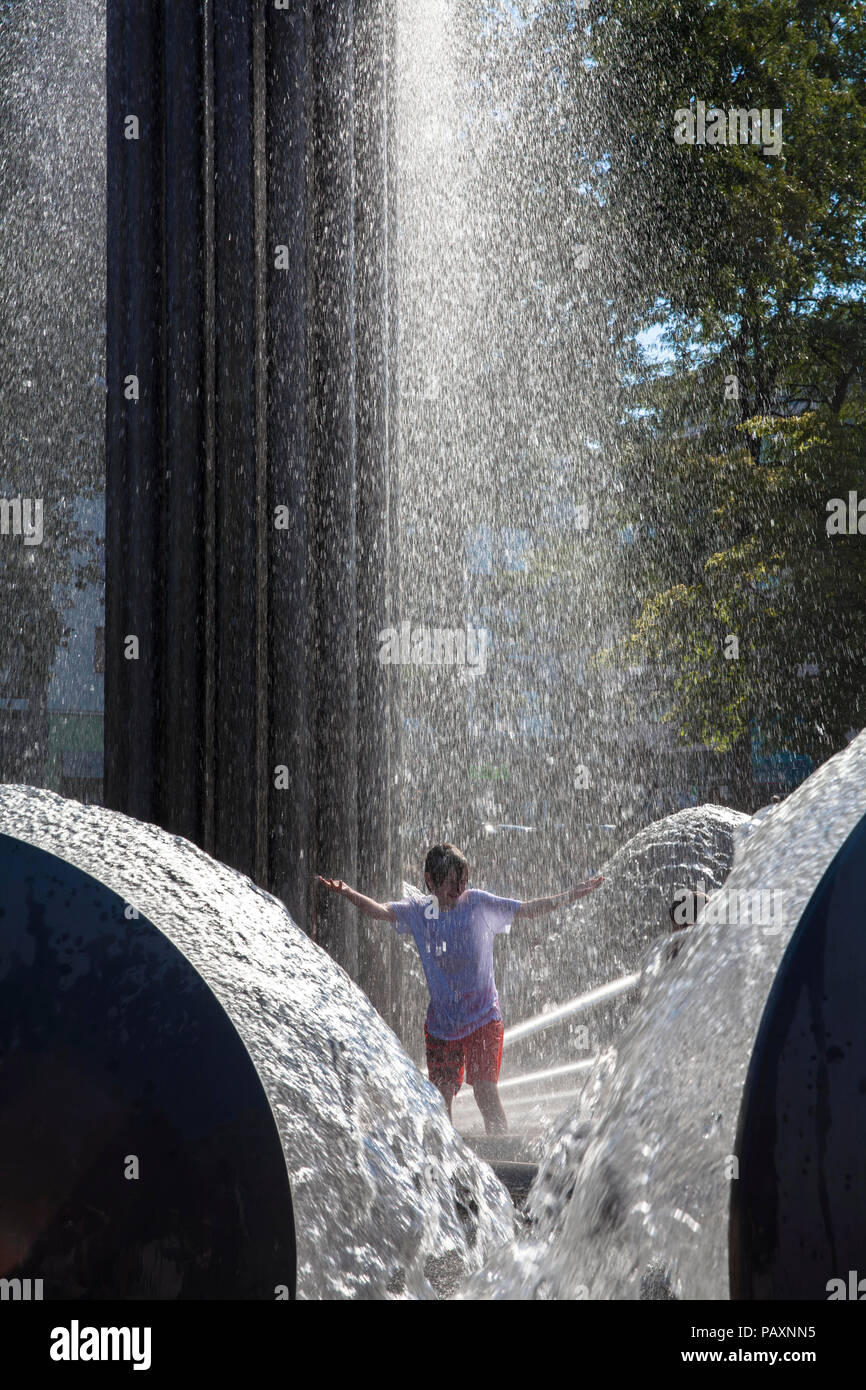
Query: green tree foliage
451 0 865 773
579 0 866 764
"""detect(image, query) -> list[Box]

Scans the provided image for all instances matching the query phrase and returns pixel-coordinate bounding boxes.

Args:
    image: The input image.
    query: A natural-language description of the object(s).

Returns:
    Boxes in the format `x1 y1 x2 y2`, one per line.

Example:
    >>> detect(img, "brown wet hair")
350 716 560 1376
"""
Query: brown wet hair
424 843 469 889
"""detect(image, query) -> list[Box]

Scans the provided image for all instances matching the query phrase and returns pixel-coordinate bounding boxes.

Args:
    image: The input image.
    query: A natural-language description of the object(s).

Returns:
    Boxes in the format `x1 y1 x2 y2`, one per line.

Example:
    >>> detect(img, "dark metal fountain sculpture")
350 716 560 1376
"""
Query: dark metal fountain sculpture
730 808 866 1299
0 833 295 1299
105 0 400 1017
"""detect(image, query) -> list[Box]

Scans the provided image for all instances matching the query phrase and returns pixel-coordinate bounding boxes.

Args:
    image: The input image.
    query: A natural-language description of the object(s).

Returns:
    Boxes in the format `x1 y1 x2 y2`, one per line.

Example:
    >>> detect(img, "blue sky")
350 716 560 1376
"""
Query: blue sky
637 322 675 364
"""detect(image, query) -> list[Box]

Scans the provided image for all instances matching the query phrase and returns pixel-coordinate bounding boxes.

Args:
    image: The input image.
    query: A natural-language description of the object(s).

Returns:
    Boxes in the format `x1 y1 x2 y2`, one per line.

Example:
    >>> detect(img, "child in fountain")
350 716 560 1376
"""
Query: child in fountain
317 844 604 1136
669 889 710 932
664 888 710 963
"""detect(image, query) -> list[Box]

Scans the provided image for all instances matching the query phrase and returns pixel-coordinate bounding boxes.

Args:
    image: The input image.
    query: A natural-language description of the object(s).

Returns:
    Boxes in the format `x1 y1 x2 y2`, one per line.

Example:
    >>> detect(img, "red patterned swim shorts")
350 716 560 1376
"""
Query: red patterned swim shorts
424 1018 504 1092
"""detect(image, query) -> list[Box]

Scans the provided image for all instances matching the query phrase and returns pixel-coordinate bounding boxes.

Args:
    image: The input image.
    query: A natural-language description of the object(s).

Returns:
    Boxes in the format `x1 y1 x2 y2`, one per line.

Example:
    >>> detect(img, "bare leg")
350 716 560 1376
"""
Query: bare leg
473 1080 507 1136
434 1080 458 1123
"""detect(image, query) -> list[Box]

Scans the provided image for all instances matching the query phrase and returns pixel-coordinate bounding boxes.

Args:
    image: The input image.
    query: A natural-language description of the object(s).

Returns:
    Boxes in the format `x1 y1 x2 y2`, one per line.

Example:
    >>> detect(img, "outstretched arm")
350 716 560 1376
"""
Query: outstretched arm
515 875 604 920
316 876 397 922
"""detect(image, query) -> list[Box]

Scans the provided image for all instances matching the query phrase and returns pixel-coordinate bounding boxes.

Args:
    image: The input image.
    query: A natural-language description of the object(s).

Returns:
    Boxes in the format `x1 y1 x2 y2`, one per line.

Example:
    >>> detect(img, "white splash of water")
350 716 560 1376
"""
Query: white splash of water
0 785 515 1299
464 732 866 1298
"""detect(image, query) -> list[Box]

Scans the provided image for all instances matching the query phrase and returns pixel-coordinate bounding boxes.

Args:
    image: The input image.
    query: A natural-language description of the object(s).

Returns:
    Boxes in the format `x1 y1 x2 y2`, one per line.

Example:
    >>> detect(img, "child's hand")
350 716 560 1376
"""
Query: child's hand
317 875 345 894
574 874 604 897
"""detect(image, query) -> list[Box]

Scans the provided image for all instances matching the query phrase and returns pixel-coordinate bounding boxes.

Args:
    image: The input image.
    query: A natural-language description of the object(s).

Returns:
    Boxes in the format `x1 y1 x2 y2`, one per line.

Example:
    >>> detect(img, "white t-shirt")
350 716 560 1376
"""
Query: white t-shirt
386 888 521 1040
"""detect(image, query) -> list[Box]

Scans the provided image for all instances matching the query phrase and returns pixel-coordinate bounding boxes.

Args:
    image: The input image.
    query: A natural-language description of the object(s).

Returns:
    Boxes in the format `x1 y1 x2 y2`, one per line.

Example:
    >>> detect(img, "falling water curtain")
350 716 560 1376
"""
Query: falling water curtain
105 0 400 1022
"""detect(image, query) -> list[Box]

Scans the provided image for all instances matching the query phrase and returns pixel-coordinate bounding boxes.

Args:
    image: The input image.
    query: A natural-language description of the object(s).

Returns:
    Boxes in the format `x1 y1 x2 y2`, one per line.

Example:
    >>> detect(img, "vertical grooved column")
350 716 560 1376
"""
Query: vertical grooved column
267 2 313 932
212 0 262 878
106 0 399 999
385 0 402 1033
355 0 392 1016
106 4 165 825
162 0 207 843
309 0 359 975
